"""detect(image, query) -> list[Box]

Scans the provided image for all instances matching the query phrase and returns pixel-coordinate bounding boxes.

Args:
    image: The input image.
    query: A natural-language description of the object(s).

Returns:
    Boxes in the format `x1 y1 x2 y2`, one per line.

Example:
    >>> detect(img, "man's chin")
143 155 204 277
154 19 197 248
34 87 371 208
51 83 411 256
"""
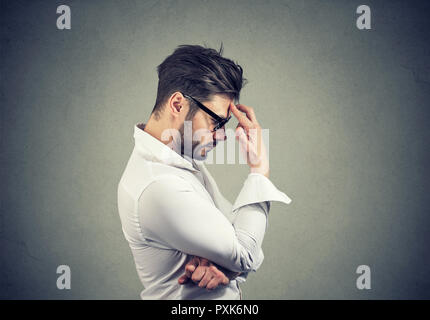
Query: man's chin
193 151 208 161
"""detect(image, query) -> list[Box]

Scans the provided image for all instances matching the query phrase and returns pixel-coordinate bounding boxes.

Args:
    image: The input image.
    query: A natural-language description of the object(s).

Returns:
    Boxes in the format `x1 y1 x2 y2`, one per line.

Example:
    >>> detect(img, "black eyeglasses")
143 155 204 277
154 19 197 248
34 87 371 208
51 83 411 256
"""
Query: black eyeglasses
181 92 231 132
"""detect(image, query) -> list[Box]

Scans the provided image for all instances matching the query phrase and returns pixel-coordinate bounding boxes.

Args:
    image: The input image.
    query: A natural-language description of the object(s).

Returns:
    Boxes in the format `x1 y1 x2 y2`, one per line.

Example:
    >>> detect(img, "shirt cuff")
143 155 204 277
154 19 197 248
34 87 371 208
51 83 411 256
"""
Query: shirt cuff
235 272 249 283
232 173 292 213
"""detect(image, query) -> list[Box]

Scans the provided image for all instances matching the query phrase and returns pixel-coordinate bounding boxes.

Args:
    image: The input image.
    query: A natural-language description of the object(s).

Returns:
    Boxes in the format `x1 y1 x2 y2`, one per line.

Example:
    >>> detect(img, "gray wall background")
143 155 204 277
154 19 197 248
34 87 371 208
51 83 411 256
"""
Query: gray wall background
1 0 429 299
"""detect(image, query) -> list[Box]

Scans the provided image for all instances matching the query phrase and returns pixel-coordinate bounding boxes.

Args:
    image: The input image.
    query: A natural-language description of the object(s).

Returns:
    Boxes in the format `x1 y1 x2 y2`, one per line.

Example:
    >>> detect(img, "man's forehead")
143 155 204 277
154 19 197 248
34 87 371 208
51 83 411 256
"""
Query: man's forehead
213 100 232 119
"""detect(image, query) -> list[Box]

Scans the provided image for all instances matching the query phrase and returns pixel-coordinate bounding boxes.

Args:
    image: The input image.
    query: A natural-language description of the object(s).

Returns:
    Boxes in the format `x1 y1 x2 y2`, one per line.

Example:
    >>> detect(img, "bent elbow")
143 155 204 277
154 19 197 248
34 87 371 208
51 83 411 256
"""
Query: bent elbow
235 231 265 273
239 248 264 273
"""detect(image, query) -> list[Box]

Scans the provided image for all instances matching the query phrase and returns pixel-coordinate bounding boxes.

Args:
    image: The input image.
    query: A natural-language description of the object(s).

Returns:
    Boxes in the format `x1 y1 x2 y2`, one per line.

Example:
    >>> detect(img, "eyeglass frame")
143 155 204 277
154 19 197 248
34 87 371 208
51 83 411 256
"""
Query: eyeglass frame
181 92 232 132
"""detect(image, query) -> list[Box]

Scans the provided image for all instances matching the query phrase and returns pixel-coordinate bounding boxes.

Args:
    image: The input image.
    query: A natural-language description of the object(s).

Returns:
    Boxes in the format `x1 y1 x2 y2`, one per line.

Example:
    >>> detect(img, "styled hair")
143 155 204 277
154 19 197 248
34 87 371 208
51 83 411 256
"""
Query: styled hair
151 43 247 119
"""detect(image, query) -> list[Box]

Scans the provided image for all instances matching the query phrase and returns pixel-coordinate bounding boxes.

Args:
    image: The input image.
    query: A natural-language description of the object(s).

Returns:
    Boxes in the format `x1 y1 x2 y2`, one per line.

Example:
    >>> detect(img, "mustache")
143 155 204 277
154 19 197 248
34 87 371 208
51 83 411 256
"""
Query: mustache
203 141 217 148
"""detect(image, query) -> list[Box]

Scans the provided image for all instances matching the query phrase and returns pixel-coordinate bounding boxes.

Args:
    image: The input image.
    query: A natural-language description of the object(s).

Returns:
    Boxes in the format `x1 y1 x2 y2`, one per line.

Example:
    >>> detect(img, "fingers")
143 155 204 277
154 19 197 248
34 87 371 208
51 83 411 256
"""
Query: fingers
236 126 249 153
236 104 257 123
184 259 231 290
204 266 230 290
185 264 195 278
191 264 207 283
230 103 254 130
198 266 214 288
206 273 229 290
199 258 209 267
179 256 205 285
212 267 229 286
178 274 189 285
185 256 200 278
190 257 210 282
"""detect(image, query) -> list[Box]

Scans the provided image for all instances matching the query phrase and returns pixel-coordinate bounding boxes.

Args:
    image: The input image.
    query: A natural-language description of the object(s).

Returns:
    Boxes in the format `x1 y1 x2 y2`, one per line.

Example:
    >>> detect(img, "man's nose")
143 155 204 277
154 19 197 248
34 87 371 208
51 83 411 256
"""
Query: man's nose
213 128 227 141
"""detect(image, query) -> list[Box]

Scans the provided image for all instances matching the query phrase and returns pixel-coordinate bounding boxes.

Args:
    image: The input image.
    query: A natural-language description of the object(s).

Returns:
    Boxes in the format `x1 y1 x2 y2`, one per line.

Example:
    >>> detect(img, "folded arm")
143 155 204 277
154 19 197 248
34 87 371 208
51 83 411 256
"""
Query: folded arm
139 173 291 274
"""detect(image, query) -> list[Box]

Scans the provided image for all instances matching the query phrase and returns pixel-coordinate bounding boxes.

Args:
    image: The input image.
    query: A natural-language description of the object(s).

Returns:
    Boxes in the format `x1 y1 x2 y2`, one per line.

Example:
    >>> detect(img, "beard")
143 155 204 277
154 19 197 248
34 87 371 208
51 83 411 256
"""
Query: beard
178 122 215 161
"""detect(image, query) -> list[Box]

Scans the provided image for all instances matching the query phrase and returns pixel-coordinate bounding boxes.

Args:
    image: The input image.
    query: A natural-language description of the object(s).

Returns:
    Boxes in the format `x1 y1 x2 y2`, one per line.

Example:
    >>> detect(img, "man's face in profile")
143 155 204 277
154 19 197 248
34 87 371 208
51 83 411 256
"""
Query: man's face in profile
179 94 232 160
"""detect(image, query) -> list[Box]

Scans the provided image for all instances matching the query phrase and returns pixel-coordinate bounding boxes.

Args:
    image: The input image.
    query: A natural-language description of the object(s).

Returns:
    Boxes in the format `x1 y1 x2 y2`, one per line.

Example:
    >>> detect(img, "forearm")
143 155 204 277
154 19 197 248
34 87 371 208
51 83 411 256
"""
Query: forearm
203 202 269 279
233 201 270 251
141 174 290 273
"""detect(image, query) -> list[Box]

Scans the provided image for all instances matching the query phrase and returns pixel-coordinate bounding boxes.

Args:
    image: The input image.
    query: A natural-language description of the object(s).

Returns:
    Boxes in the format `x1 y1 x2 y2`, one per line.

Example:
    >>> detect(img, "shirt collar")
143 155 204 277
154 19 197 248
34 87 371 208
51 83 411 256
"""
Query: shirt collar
134 123 199 173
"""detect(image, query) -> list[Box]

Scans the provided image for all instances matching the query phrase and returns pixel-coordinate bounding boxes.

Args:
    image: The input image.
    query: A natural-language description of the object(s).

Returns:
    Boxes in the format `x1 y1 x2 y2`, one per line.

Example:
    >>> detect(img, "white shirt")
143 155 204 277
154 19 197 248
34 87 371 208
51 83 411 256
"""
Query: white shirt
117 123 292 300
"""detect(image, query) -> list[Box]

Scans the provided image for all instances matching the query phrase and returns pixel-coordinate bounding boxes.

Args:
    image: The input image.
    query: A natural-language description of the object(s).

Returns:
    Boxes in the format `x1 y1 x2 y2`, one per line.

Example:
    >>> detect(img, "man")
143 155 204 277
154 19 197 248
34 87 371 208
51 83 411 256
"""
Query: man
117 44 292 299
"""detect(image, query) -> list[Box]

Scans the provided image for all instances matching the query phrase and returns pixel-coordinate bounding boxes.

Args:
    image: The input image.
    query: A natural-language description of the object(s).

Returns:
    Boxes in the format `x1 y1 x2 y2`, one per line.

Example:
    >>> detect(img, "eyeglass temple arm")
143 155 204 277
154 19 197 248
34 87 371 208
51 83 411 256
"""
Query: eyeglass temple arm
182 93 225 122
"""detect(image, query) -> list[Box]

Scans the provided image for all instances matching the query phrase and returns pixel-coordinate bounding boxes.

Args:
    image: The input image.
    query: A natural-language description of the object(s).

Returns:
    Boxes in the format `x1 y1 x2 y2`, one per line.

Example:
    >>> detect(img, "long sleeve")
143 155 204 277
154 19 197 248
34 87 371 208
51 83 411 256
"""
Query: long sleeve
138 173 292 273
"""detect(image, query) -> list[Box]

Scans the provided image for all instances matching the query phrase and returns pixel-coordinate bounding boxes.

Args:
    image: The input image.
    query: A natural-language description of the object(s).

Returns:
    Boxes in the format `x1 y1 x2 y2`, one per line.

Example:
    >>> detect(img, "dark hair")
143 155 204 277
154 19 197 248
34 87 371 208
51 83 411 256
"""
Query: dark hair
151 44 247 120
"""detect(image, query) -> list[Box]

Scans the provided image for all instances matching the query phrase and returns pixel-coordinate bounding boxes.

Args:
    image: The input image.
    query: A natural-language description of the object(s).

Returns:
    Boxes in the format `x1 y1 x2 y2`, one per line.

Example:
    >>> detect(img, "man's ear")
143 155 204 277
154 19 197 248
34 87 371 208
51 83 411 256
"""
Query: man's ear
167 92 187 118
